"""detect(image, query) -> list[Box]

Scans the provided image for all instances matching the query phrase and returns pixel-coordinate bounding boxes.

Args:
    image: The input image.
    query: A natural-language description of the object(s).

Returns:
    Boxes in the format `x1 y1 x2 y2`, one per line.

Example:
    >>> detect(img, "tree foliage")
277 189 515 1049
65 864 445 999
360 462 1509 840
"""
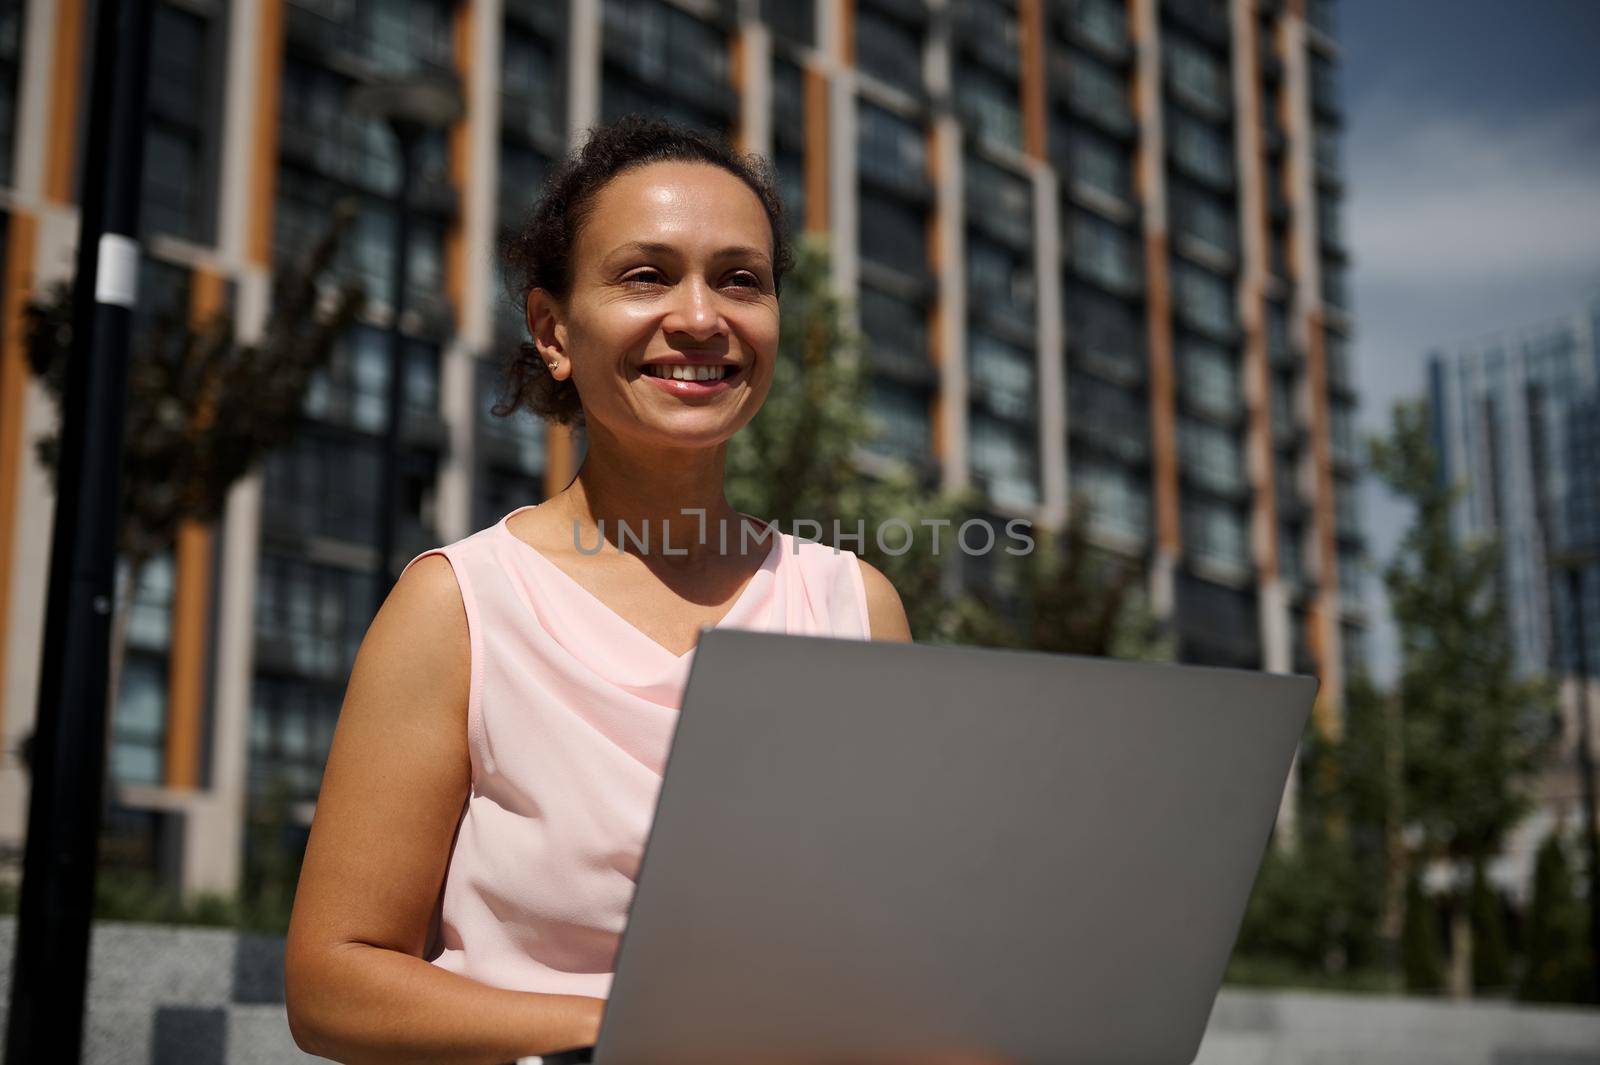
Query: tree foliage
727 234 1158 655
1367 401 1558 868
1519 829 1595 1003
25 200 367 572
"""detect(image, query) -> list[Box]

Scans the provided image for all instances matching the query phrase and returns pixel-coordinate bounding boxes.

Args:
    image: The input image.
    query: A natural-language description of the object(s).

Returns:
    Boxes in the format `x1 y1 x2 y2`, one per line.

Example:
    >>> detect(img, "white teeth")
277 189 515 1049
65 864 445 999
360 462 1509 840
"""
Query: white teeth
646 364 729 381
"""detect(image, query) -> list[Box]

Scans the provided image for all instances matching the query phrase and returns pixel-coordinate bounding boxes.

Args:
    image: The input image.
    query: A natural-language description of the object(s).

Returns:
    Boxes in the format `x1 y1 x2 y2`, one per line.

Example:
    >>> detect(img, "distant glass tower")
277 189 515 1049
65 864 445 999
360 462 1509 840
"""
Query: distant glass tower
1427 294 1600 681
0 0 1362 896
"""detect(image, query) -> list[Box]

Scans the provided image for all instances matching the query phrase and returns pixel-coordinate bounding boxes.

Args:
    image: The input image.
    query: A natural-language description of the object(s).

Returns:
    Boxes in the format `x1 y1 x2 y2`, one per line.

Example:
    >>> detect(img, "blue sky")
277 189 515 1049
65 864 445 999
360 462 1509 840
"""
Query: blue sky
1337 0 1600 681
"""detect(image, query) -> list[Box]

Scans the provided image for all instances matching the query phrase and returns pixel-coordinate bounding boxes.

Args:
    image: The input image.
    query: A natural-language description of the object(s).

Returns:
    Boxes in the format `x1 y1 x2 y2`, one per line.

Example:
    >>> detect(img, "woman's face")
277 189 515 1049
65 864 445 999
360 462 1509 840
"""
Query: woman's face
533 160 780 451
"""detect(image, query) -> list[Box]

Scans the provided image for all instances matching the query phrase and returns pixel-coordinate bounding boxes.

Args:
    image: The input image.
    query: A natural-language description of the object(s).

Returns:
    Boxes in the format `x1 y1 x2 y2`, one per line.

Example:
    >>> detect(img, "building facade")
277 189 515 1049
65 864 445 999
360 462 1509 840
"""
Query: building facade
1427 295 1600 684
0 0 1361 897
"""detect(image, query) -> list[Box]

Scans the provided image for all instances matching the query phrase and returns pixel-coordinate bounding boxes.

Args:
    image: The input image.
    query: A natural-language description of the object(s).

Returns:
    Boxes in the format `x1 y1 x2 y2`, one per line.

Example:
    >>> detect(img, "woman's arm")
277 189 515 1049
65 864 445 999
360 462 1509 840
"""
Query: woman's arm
283 555 603 1065
858 558 913 642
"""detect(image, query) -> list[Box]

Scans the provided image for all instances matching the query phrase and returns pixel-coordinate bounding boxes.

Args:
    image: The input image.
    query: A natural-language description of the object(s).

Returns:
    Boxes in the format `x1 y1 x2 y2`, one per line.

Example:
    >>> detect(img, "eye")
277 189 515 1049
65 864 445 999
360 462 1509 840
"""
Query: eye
725 270 763 289
623 267 668 286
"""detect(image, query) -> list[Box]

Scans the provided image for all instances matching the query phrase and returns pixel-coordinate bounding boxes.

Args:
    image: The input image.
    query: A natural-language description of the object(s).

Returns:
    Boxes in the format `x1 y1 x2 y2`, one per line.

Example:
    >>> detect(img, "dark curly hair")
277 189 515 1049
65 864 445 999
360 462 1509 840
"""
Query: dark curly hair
495 115 795 428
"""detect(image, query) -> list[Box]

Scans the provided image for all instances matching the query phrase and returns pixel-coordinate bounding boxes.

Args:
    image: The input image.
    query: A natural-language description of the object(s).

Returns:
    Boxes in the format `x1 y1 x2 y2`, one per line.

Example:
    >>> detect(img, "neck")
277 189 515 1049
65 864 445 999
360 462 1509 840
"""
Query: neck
550 421 751 563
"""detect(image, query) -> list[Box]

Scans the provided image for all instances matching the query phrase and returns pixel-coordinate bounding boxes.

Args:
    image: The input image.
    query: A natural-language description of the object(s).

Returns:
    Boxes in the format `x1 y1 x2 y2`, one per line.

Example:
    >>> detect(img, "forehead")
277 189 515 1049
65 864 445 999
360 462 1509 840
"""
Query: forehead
579 161 772 264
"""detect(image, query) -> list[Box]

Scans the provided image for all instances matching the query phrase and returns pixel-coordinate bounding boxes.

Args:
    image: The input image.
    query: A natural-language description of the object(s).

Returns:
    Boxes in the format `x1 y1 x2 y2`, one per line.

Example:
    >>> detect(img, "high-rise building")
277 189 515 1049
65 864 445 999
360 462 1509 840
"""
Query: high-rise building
1427 295 1600 682
0 0 1361 897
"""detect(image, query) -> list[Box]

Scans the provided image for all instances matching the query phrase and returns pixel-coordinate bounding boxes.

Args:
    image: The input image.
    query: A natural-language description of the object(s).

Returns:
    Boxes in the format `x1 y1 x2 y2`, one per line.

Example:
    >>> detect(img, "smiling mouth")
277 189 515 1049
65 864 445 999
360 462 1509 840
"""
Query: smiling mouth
641 364 737 382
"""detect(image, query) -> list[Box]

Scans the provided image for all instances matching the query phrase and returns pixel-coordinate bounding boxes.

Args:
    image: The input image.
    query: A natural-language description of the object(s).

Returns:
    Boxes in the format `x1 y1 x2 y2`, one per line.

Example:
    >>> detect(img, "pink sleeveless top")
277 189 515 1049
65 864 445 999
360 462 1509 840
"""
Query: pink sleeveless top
398 504 874 999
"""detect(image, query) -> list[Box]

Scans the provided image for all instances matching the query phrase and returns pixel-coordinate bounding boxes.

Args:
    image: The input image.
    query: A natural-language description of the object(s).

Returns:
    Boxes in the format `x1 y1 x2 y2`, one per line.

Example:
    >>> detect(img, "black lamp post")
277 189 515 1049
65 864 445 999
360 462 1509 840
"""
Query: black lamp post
5 0 155 1061
349 73 464 615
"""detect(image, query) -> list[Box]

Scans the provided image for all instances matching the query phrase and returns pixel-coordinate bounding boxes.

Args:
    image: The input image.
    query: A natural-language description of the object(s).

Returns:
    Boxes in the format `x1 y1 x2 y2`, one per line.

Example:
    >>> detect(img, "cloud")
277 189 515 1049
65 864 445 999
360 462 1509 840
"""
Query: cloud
1341 95 1600 685
1346 101 1600 286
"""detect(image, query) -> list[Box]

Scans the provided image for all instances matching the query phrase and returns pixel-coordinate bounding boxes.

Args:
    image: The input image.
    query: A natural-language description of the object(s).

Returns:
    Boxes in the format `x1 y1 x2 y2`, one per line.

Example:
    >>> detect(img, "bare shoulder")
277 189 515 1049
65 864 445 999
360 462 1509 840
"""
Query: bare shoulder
285 551 471 985
856 557 913 642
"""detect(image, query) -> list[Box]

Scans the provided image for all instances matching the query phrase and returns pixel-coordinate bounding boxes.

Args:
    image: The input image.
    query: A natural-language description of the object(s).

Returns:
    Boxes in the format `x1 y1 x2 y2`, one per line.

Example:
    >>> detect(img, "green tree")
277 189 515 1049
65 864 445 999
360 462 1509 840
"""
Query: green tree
1231 694 1390 984
1519 829 1594 1003
20 204 366 775
1468 859 1511 992
1369 400 1558 994
727 233 1161 656
1402 868 1445 992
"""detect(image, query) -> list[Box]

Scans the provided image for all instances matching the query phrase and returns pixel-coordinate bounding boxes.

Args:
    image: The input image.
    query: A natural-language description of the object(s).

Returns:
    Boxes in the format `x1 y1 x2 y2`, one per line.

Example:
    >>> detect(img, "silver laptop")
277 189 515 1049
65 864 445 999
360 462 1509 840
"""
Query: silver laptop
592 629 1316 1065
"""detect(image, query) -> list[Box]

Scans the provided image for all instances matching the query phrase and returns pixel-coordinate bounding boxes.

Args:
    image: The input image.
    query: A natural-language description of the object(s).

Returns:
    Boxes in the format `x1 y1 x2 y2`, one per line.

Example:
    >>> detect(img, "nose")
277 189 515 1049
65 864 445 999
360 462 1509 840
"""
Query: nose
662 273 727 343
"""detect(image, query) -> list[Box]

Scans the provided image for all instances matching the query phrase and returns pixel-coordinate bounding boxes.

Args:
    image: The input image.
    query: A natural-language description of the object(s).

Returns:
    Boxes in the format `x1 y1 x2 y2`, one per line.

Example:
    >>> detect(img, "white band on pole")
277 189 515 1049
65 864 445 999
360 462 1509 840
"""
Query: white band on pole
94 233 141 308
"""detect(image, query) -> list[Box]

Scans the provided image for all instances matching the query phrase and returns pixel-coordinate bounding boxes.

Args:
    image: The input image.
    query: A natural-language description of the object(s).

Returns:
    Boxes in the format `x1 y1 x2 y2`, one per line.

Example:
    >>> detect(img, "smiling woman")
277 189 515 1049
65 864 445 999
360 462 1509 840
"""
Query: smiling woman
281 115 912 1065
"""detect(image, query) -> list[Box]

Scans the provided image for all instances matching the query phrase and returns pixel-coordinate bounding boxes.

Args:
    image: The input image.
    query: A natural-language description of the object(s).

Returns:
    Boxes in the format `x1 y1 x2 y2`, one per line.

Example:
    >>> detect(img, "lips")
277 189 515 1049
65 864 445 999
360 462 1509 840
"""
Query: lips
638 360 742 397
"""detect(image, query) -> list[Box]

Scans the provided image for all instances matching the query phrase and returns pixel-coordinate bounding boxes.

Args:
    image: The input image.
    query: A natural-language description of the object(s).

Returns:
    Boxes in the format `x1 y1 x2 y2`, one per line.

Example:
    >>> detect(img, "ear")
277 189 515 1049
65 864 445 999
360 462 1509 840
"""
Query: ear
526 288 570 382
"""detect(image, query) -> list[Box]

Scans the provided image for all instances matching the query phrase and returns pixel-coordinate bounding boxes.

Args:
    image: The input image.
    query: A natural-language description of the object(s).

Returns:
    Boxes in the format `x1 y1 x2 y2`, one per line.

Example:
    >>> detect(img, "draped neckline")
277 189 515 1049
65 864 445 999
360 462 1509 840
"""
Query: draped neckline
494 504 783 661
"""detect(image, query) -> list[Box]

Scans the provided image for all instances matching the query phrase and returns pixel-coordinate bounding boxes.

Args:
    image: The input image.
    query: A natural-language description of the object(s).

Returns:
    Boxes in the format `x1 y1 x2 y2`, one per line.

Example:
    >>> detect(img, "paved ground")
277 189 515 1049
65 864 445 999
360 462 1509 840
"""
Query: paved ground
3 917 1599 1063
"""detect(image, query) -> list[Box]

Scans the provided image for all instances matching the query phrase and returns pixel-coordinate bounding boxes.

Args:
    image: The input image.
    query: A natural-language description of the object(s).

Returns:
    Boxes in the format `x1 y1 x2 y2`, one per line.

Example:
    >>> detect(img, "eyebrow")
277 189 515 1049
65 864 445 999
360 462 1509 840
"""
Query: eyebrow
603 240 772 268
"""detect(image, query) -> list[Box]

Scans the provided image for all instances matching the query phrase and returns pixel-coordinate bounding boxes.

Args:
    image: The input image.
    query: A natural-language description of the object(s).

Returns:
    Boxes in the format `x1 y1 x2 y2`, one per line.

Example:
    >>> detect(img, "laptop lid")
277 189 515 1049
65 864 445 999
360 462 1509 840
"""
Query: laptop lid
595 630 1316 1065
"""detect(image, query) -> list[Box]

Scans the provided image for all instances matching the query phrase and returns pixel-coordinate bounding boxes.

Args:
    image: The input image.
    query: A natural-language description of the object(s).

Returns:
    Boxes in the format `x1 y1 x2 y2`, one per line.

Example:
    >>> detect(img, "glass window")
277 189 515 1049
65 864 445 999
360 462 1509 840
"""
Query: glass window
1172 259 1235 337
0 0 25 185
1331 401 1359 464
603 0 730 123
1067 288 1145 384
1164 33 1229 116
1322 259 1348 310
1075 459 1150 546
142 4 211 241
1179 416 1245 494
954 0 1021 78
1167 108 1234 187
1266 300 1291 361
255 555 378 681
261 432 384 546
1336 480 1362 538
965 152 1033 245
855 6 923 93
1184 498 1249 578
1065 52 1132 133
1180 337 1241 420
1338 547 1364 602
859 188 927 277
112 654 167 787
1314 119 1341 177
967 232 1036 326
123 550 175 651
1269 374 1296 440
502 22 565 146
1070 0 1128 54
763 0 814 47
772 55 806 146
955 66 1023 151
859 102 927 195
1318 194 1344 247
970 409 1039 508
1067 127 1132 204
1325 331 1352 389
860 286 930 376
1311 53 1338 111
1174 181 1237 258
968 328 1036 422
1277 520 1303 586
1070 372 1149 462
364 0 453 71
500 140 550 227
1071 211 1141 295
865 378 932 461
303 324 392 432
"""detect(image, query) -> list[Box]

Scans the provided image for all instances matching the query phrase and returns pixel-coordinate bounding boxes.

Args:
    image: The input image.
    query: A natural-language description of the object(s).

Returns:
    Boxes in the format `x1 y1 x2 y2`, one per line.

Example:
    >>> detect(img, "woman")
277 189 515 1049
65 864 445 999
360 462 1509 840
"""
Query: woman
283 116 913 1064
